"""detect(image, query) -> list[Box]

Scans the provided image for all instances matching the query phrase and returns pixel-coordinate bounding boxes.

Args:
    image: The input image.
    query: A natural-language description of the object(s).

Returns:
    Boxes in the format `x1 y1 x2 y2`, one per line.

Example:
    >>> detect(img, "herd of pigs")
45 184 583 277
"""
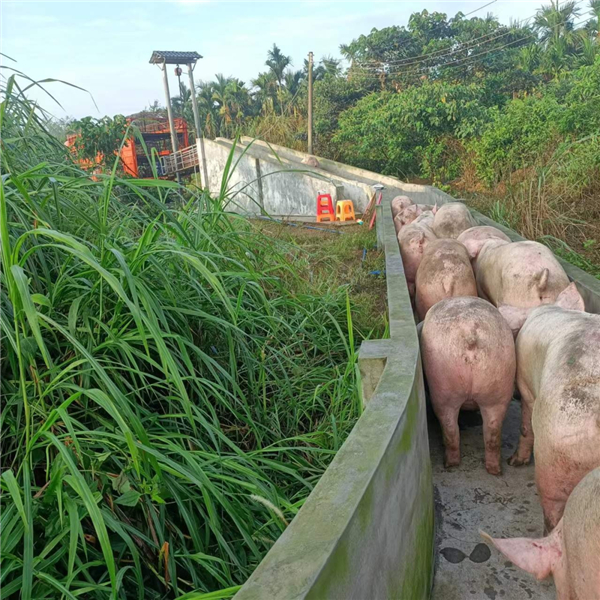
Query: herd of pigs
392 196 600 600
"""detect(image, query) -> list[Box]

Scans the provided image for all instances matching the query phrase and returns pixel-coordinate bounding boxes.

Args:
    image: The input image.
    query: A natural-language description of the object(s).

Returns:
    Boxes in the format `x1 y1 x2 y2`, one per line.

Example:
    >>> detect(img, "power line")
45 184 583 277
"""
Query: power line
463 0 498 17
350 15 589 80
351 0 585 70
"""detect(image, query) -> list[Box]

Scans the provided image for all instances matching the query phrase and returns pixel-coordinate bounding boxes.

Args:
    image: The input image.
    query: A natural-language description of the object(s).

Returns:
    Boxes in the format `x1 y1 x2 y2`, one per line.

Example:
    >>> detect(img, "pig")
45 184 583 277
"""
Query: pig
301 155 320 168
414 239 478 321
499 283 600 531
413 210 435 227
391 195 413 219
432 202 476 239
398 217 437 298
421 297 516 474
457 226 511 261
394 203 437 232
476 240 570 311
482 467 600 600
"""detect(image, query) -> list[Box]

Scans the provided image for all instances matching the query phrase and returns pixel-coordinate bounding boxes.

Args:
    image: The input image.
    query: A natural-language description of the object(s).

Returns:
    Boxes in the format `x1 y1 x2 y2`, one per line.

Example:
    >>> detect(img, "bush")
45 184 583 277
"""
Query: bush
333 81 490 181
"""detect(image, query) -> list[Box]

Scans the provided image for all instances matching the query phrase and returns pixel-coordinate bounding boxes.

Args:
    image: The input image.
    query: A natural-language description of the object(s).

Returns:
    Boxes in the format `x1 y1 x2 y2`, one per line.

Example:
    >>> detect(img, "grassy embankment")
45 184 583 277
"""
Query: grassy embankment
0 74 386 600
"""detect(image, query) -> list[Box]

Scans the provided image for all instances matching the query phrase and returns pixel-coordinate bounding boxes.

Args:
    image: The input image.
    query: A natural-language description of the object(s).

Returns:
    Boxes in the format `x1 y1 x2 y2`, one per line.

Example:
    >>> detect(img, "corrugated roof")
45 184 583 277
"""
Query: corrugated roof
149 51 202 64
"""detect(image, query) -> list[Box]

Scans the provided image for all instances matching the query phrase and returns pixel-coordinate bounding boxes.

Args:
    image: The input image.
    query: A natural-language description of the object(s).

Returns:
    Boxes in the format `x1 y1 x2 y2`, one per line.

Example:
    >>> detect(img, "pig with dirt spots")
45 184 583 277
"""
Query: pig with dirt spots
420 297 516 475
398 215 437 298
499 283 600 531
391 195 413 219
482 466 600 600
475 239 570 313
415 239 477 321
394 203 437 232
457 225 511 261
432 202 476 239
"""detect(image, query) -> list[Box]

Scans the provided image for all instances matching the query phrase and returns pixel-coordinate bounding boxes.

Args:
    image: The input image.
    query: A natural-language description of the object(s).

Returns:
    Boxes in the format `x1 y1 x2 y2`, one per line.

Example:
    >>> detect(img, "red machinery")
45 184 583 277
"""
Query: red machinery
65 113 189 178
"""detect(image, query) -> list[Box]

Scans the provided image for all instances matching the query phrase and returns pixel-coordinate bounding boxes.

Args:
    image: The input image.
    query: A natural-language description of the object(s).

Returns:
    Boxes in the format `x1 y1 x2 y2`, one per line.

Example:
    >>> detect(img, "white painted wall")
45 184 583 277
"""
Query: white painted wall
199 138 372 217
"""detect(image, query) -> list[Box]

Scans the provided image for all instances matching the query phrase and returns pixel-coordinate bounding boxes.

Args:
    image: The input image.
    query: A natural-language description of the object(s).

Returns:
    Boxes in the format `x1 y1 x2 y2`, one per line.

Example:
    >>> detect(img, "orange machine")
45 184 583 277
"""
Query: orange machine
65 114 189 178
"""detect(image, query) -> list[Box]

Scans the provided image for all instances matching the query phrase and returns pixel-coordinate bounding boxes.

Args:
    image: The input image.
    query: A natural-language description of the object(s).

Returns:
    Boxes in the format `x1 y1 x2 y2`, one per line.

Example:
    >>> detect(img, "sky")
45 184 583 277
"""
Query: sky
2 0 545 119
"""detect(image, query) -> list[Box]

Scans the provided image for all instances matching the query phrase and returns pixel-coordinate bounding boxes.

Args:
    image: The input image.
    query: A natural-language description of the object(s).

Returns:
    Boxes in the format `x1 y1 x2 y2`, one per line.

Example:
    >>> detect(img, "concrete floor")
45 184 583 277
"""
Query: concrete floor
429 399 556 600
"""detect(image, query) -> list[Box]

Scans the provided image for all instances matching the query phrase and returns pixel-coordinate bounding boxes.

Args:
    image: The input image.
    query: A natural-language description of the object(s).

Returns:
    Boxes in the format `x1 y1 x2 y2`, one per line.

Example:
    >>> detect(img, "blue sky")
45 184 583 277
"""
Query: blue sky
2 1 543 119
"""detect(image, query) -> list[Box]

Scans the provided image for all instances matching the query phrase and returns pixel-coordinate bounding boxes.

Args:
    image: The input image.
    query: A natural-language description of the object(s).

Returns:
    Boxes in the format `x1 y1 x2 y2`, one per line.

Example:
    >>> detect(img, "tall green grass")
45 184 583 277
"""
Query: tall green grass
0 73 363 599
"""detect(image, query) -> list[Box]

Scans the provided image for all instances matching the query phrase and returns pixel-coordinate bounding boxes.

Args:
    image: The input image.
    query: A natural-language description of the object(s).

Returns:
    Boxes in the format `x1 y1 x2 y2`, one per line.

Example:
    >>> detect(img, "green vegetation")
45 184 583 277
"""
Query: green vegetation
0 73 383 598
150 0 600 271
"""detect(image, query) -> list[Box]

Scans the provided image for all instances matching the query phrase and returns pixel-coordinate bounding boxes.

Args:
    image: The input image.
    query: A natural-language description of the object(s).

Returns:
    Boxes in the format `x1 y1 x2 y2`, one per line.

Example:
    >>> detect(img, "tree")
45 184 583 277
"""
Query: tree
69 115 129 170
266 44 292 86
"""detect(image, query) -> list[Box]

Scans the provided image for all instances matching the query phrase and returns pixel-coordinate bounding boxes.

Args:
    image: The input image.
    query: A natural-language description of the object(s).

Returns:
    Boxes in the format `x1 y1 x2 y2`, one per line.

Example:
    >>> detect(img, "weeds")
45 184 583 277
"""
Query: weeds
0 74 373 598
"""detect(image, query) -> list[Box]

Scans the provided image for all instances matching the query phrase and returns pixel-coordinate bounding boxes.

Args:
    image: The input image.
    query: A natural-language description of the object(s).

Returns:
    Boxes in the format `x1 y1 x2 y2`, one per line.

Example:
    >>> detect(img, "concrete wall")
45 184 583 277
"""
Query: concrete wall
240 137 452 207
234 192 435 600
199 138 373 217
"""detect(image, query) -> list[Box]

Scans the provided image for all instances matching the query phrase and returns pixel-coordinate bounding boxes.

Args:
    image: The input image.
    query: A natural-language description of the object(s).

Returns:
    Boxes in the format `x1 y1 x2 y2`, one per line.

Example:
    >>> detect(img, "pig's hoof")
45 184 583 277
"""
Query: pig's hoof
507 454 530 467
444 459 460 469
485 464 502 476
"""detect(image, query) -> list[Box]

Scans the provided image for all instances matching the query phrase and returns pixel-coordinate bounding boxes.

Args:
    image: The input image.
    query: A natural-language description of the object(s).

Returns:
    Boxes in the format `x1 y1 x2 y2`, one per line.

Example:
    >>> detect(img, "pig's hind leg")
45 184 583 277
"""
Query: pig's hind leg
508 384 535 467
432 398 462 469
480 402 509 475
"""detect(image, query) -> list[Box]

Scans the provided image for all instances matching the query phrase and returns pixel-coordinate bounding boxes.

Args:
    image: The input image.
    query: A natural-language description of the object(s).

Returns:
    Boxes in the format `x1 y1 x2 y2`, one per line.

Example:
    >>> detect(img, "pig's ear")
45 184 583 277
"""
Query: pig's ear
417 230 426 246
432 204 438 215
480 529 561 581
461 238 483 260
535 268 549 291
555 282 585 312
498 304 531 337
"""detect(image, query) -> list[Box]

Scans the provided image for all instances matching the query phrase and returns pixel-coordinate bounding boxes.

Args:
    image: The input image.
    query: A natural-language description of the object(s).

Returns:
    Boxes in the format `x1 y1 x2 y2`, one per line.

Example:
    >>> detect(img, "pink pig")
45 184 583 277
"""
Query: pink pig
398 216 437 298
420 297 516 474
457 226 511 261
415 239 477 321
432 202 476 239
391 195 413 219
394 203 437 232
499 283 600 531
482 467 600 600
476 240 570 312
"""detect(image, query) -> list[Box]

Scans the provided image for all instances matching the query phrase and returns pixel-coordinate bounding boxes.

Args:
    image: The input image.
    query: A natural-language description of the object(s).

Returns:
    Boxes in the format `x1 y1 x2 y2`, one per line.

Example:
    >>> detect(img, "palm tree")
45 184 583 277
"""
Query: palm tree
266 44 292 86
195 81 218 138
252 71 278 103
321 56 342 77
283 69 305 96
585 0 600 38
534 0 583 77
534 0 581 48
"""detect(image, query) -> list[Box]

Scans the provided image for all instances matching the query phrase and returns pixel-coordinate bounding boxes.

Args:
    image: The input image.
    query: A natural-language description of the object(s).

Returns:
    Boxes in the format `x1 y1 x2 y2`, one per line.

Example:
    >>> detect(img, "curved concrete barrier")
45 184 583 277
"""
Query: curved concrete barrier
235 194 435 600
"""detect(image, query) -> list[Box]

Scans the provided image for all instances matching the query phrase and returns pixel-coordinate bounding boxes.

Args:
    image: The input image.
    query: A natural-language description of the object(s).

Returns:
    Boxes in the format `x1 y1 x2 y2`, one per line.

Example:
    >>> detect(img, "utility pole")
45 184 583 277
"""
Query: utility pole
161 60 180 183
307 51 313 155
187 62 209 189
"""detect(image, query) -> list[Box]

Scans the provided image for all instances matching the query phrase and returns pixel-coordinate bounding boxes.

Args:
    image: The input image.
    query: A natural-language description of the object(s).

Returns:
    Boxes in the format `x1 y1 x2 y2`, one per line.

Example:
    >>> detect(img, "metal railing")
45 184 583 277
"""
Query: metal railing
162 144 199 175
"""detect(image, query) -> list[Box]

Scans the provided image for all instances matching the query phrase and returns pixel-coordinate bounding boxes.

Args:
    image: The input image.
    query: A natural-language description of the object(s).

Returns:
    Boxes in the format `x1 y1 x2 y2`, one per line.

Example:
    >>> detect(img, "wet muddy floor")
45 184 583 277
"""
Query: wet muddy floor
429 399 555 600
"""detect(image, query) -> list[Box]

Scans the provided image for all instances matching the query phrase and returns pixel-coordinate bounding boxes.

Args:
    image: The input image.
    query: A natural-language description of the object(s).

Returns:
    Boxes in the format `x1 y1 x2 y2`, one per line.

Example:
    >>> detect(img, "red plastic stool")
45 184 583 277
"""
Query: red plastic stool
316 193 335 223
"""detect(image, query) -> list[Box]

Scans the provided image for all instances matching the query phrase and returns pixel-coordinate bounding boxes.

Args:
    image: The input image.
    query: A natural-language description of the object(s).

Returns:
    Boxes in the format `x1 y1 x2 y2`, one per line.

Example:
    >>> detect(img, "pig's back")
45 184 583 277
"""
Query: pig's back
496 242 569 306
523 309 600 438
421 297 515 394
518 308 600 400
